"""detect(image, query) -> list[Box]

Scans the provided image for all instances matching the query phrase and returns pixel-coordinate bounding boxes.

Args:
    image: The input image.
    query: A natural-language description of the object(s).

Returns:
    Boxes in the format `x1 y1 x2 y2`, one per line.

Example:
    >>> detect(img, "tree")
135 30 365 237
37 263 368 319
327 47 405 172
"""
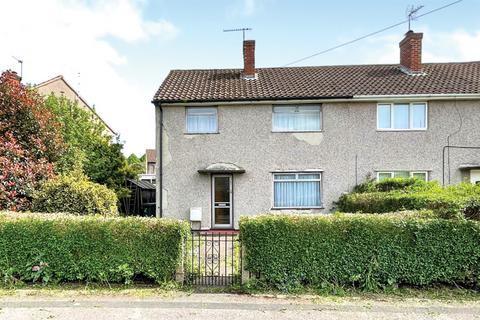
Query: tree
43 94 133 198
127 153 146 178
0 71 64 211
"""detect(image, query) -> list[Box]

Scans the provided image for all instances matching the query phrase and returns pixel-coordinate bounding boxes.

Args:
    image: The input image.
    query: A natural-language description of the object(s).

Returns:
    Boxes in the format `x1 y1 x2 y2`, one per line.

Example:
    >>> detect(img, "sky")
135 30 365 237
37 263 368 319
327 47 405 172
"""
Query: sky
1 0 480 156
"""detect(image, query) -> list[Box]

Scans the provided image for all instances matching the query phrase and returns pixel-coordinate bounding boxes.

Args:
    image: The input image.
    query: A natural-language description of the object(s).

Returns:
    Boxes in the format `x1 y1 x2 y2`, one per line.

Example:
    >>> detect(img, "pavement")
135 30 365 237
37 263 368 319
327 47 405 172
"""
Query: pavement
0 293 479 319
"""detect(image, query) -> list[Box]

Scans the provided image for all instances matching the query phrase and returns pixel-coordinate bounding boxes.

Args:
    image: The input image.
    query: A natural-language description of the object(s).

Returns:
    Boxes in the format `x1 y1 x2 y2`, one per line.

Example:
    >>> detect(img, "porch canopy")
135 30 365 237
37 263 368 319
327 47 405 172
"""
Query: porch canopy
198 162 245 174
459 163 480 170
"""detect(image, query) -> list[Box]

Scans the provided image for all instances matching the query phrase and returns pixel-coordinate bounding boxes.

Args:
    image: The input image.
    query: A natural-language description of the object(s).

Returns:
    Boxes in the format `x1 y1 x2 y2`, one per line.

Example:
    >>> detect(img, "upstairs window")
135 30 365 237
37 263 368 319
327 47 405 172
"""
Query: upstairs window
272 105 321 132
186 107 217 133
377 171 428 181
377 103 427 130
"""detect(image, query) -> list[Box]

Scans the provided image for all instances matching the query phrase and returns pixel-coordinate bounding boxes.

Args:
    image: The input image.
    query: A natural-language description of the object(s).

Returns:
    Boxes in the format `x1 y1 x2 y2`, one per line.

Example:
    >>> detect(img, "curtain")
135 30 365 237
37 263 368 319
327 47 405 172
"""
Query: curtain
187 108 217 133
274 180 321 207
273 106 321 131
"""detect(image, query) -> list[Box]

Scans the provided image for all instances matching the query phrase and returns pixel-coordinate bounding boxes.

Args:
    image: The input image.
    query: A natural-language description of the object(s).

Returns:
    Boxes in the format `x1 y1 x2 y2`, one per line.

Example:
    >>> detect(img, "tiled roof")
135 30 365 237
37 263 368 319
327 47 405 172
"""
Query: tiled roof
153 62 480 103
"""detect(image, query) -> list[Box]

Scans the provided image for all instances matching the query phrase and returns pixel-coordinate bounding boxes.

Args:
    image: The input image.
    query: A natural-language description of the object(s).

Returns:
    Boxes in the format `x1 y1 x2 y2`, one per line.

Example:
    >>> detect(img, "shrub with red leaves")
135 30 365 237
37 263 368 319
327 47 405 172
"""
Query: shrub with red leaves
0 70 64 211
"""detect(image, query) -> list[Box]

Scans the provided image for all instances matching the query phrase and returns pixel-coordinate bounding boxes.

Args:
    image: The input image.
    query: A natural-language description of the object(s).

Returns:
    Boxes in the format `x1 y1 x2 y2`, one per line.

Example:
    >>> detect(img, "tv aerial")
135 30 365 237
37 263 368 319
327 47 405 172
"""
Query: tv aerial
406 5 424 31
223 27 252 41
12 56 23 79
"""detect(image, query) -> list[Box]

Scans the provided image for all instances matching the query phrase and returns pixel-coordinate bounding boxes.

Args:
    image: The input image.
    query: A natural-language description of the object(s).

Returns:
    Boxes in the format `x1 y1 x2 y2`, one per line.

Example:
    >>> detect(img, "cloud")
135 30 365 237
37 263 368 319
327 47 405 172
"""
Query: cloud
228 0 270 17
0 0 178 155
299 27 480 66
243 0 257 16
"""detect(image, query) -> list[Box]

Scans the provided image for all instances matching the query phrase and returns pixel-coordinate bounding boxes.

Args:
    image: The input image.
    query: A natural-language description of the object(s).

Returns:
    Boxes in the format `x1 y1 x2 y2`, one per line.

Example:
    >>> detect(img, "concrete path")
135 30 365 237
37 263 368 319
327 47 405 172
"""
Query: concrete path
0 293 479 319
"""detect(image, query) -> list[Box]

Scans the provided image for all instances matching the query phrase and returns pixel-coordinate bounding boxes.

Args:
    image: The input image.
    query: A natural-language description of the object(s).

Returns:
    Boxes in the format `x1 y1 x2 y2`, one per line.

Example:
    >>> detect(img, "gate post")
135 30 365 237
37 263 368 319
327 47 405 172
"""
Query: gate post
241 245 249 285
175 237 185 283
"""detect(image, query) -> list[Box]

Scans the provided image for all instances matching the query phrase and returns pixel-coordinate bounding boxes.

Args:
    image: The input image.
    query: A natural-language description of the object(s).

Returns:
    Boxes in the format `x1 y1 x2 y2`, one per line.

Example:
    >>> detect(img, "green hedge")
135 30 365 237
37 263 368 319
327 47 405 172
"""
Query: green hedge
240 213 480 291
353 177 434 193
32 174 118 216
0 212 189 285
337 181 480 218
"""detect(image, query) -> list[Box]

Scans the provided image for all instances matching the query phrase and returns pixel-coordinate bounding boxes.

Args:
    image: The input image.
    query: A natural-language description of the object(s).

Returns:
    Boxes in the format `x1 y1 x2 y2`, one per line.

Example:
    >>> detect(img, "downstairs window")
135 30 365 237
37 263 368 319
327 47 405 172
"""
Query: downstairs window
273 173 322 208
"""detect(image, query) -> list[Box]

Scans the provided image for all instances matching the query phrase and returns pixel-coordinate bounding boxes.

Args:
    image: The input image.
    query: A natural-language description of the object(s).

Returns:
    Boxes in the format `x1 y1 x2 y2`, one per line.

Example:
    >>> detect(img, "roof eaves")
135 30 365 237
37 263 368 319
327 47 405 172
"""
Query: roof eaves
153 95 354 104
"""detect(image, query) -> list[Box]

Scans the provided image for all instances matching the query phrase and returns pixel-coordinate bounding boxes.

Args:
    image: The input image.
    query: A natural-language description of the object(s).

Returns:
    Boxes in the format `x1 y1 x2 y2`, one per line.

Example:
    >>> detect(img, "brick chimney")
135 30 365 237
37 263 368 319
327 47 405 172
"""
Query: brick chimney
399 31 423 74
243 40 256 79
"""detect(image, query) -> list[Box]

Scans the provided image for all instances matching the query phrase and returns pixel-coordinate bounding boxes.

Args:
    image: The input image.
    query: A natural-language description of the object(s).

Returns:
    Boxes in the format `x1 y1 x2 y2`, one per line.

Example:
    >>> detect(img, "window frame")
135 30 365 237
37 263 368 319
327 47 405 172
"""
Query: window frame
376 102 428 131
271 104 323 133
376 171 429 181
272 172 323 209
185 106 219 134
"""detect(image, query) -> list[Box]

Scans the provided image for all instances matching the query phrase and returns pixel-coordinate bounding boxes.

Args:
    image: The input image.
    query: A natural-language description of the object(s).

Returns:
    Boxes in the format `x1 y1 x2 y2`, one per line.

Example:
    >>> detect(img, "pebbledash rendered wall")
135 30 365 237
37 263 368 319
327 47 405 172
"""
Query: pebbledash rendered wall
159 100 480 229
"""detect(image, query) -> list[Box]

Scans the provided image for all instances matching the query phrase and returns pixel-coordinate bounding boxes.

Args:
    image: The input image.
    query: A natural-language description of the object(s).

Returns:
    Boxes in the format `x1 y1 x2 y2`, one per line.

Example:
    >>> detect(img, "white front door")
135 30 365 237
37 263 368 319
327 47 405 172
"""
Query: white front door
471 170 480 184
212 175 233 228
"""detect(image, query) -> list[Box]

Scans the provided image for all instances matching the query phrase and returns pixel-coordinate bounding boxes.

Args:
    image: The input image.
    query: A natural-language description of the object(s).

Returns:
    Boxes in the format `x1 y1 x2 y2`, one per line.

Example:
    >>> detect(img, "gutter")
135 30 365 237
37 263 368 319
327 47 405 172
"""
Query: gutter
155 93 480 107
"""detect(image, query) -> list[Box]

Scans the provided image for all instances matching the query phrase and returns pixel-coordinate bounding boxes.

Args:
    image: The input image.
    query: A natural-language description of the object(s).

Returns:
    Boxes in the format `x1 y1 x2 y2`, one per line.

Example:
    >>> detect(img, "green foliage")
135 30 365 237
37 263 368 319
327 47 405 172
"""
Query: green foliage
0 71 64 211
463 197 480 221
353 178 434 193
0 212 189 285
240 214 480 292
338 180 480 218
32 173 118 216
127 153 146 178
43 94 134 197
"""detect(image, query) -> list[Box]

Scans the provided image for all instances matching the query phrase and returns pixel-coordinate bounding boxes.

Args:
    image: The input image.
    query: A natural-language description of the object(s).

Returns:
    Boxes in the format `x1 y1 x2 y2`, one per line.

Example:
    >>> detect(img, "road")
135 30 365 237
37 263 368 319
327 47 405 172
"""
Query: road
0 293 479 319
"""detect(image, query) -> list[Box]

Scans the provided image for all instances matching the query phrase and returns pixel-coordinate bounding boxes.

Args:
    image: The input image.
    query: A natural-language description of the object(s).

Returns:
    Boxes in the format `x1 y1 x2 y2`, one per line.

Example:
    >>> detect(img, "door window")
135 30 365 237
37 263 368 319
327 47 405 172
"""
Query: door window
212 175 232 228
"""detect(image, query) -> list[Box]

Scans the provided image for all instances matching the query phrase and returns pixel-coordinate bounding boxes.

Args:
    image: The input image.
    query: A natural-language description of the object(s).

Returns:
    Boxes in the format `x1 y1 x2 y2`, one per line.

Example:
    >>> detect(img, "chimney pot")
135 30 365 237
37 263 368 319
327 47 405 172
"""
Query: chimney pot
243 40 256 79
399 31 423 74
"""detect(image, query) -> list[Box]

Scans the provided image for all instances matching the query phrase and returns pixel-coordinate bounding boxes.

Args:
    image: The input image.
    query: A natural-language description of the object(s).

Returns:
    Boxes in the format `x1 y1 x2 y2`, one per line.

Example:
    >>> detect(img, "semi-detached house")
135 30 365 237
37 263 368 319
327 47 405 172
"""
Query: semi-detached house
152 30 480 230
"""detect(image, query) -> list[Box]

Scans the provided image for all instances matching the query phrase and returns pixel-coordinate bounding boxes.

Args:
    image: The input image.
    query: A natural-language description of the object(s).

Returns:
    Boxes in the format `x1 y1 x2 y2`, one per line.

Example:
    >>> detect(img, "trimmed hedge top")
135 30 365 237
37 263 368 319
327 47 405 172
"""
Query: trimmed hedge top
337 180 480 218
240 213 480 291
0 212 189 284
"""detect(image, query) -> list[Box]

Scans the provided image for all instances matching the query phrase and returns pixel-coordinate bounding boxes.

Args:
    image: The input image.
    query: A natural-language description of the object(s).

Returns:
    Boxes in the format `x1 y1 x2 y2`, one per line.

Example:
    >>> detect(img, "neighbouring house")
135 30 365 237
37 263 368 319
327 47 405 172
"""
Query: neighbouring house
139 149 156 184
35 75 117 137
152 30 480 230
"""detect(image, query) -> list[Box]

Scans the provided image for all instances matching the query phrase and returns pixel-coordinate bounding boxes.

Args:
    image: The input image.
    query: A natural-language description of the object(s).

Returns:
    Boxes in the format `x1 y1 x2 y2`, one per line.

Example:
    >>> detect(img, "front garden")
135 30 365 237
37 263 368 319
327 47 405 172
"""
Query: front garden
0 178 479 294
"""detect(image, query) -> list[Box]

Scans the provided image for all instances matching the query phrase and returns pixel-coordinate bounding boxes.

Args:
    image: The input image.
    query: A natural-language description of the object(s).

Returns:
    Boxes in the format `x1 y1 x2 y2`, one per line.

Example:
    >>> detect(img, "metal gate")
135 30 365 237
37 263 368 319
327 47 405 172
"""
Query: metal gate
186 231 241 286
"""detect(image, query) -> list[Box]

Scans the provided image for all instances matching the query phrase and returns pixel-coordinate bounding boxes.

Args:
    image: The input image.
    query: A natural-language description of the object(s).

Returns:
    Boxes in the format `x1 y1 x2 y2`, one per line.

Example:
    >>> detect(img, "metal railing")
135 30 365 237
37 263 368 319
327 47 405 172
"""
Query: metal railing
186 231 241 286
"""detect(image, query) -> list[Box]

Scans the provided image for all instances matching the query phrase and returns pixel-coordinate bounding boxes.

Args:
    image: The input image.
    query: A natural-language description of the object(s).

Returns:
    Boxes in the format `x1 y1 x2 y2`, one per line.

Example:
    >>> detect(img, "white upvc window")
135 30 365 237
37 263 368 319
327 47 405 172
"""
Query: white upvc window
376 171 428 181
272 105 322 132
186 107 218 133
273 172 322 208
377 102 427 130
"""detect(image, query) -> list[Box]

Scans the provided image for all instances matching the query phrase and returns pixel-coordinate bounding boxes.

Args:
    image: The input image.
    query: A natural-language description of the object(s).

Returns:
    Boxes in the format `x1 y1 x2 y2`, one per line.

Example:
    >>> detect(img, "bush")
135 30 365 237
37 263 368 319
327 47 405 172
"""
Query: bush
337 181 480 218
353 178 434 193
0 212 189 285
240 214 480 291
32 174 118 216
463 197 480 221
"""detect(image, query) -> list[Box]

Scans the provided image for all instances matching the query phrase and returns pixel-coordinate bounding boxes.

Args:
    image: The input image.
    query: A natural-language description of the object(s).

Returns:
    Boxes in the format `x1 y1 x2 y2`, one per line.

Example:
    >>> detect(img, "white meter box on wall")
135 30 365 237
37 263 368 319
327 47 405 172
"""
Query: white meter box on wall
190 207 202 222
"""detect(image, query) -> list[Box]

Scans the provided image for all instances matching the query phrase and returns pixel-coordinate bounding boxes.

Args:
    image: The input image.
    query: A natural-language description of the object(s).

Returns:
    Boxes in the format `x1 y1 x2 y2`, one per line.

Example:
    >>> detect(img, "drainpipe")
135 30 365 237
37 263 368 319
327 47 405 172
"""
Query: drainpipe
154 102 163 218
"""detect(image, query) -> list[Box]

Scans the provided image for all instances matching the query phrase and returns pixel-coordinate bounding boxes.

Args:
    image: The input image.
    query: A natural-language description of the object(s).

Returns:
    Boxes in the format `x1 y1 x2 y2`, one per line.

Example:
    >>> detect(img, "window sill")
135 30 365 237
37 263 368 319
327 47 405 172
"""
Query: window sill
271 207 324 210
184 132 219 135
376 129 427 132
272 130 323 133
